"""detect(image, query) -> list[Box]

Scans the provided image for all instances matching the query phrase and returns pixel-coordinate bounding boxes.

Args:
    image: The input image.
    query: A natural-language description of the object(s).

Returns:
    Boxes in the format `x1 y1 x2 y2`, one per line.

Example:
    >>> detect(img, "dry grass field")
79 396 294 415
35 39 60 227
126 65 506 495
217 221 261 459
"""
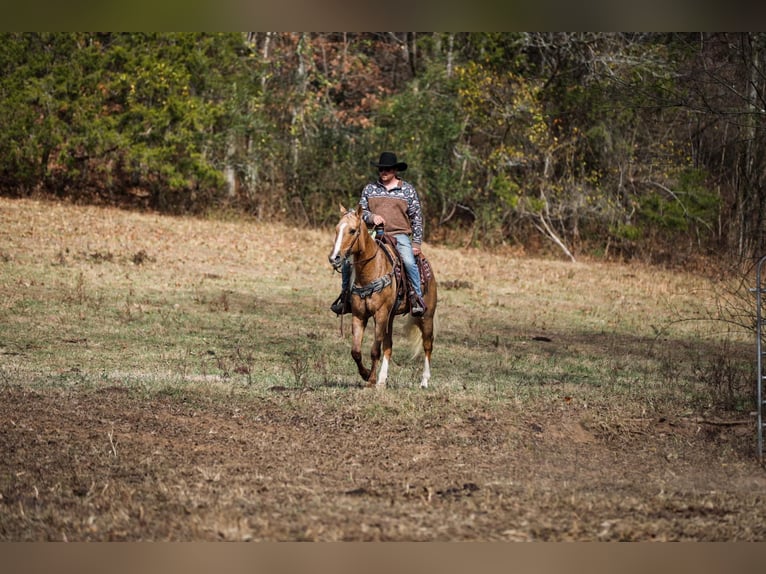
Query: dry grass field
0 196 764 541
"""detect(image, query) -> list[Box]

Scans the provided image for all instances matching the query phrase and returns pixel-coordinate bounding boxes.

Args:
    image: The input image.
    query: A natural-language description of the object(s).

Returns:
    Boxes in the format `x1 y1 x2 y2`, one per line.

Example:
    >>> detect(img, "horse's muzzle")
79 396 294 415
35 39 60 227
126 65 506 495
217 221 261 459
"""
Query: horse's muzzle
329 254 343 271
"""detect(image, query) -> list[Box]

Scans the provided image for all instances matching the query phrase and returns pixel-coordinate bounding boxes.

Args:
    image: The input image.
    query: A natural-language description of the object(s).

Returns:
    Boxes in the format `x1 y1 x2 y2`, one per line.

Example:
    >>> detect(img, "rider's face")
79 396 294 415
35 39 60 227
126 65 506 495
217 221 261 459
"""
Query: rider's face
378 167 395 183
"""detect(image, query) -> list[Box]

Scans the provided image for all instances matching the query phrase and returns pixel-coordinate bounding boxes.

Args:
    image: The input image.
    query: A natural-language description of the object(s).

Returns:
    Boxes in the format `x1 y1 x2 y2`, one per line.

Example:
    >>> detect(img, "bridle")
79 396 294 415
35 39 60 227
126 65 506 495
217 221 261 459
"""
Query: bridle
339 211 379 267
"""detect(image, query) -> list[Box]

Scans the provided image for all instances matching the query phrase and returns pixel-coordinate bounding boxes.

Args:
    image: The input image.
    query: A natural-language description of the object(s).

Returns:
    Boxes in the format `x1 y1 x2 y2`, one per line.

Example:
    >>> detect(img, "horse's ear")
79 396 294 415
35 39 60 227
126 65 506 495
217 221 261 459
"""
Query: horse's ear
339 204 347 215
355 204 364 217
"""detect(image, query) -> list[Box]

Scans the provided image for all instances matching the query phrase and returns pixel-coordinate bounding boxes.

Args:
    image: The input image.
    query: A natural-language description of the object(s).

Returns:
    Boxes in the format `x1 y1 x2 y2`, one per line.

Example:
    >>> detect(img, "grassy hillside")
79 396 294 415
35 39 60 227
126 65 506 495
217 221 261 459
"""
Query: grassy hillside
0 196 751 413
1 197 763 542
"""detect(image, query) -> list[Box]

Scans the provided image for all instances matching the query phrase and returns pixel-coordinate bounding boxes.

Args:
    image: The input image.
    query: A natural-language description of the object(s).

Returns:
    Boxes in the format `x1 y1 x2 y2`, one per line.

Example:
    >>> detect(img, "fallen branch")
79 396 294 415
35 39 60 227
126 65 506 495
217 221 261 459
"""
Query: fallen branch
692 417 752 426
532 213 576 262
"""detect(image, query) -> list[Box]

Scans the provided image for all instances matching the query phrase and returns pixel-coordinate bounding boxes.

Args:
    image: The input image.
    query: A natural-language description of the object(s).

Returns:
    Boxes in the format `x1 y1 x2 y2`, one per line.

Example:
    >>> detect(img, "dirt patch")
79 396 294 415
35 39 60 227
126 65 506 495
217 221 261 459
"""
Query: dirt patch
1 384 764 541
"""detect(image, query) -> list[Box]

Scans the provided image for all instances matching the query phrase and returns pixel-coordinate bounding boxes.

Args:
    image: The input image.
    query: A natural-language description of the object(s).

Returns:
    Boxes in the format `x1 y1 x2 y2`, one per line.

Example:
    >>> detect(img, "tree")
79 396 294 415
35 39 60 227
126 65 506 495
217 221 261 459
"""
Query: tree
0 33 252 211
672 33 766 260
0 32 751 263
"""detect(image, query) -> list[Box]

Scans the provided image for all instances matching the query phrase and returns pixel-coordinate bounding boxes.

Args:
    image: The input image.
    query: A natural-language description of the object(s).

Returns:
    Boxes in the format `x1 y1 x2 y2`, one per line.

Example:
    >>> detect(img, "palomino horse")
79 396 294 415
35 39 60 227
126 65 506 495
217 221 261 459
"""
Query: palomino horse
328 204 437 388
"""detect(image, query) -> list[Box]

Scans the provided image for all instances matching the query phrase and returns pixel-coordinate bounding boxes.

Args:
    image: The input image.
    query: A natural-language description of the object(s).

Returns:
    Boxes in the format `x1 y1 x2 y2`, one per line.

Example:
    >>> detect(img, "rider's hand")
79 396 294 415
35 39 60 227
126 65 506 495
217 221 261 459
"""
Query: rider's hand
372 214 385 226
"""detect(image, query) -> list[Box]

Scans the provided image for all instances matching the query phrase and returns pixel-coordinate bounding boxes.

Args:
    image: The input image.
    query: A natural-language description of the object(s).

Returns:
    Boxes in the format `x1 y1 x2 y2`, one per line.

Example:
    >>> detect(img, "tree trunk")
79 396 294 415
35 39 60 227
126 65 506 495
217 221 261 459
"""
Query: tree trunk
290 33 308 187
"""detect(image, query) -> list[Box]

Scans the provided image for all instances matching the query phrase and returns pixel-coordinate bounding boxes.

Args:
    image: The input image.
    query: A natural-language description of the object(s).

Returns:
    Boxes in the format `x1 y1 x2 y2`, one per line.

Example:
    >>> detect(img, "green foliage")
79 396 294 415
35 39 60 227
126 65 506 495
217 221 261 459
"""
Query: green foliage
0 33 251 210
489 173 520 209
638 168 719 232
611 223 641 241
456 32 527 72
374 63 465 230
0 32 744 259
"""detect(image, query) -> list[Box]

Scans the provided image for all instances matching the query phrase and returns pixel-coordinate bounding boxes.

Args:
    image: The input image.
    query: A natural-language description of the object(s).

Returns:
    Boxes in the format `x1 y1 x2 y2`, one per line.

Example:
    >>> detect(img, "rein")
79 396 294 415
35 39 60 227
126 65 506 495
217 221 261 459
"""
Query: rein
337 212 396 305
350 236 392 298
351 238 379 267
341 212 381 269
350 222 395 299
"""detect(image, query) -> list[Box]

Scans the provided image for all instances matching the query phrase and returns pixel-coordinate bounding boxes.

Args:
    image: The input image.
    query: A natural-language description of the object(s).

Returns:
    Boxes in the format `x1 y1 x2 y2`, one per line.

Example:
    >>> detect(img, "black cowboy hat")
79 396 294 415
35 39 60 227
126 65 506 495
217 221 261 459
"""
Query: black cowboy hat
370 151 407 172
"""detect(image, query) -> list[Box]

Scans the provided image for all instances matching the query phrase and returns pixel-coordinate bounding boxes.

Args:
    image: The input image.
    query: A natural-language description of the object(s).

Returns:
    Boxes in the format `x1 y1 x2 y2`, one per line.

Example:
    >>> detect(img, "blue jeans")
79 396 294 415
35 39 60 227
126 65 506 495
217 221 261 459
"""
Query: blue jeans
340 233 422 297
393 234 423 298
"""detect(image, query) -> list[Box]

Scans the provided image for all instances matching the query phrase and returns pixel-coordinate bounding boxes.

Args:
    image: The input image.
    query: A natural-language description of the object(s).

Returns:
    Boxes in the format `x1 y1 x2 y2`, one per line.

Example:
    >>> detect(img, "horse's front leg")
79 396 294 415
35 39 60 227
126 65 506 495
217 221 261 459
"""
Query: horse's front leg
351 315 371 383
370 307 394 389
365 316 385 388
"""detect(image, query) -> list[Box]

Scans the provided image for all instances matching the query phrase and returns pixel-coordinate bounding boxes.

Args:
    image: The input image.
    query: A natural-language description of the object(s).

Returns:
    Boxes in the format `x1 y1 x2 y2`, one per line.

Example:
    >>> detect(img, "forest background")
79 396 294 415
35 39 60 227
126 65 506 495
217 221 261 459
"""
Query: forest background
2 32 766 265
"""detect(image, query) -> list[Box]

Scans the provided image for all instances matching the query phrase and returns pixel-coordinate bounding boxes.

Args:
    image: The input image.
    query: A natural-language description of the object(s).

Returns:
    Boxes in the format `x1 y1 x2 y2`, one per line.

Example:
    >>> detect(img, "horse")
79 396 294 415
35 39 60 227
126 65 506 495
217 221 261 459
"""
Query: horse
328 204 437 389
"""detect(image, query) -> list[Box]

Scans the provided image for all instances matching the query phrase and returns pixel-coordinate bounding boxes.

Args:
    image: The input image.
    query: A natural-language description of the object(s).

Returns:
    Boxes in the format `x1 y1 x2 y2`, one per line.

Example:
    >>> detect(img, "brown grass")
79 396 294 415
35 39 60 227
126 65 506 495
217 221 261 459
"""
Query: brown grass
0 196 763 541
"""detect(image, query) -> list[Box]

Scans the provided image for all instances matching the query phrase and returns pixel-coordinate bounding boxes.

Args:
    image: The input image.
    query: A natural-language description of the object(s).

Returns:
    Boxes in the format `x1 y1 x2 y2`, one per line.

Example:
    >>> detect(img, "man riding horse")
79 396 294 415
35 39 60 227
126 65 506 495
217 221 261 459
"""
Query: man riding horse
331 151 427 317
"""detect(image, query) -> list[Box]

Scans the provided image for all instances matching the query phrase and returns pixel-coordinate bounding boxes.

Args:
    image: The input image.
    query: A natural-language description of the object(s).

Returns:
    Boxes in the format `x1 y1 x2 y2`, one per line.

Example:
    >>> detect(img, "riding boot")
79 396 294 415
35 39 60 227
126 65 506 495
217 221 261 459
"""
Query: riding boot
330 291 351 315
409 291 426 317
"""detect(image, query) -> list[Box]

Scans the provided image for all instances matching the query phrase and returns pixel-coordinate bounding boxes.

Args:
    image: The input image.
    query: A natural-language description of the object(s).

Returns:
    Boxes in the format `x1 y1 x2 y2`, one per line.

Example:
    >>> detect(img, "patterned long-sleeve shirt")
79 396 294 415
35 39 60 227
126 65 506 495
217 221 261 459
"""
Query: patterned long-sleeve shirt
359 179 423 247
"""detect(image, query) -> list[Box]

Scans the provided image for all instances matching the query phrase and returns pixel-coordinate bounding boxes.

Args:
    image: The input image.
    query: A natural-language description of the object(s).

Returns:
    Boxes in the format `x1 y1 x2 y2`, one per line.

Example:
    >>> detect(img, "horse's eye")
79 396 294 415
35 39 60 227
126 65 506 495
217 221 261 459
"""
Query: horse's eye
349 228 357 235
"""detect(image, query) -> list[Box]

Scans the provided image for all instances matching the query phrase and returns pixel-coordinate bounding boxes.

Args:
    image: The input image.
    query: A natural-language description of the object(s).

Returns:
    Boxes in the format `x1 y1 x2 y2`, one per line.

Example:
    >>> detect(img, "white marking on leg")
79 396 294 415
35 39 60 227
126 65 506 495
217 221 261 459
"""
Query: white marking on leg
377 356 389 388
420 357 431 389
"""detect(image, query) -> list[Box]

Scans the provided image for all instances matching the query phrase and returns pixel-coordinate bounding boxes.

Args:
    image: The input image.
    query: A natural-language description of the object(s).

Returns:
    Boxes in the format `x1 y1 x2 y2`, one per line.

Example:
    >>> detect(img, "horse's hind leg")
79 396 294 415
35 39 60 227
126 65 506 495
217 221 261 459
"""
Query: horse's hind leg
421 354 431 389
376 311 395 389
420 316 435 389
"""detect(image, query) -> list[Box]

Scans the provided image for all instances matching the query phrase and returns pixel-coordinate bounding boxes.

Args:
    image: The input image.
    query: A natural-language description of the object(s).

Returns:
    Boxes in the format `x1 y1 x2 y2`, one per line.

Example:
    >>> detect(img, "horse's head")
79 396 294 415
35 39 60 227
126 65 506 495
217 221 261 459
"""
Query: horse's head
328 204 365 271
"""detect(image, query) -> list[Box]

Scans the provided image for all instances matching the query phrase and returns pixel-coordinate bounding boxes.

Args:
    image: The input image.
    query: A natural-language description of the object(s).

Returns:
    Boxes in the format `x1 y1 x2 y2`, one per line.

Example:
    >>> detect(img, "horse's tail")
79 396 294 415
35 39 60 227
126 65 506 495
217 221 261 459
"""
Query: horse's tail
404 313 438 360
403 315 422 360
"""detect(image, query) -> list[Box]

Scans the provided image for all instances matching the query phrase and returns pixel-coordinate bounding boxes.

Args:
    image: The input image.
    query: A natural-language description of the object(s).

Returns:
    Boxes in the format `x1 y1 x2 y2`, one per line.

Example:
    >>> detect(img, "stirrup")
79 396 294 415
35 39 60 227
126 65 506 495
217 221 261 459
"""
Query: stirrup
409 293 426 317
330 292 351 315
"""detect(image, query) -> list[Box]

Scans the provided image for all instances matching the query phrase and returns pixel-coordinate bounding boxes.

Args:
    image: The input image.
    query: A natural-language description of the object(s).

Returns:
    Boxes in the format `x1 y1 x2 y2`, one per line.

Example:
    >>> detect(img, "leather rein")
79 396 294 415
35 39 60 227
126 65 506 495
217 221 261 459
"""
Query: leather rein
340 214 395 299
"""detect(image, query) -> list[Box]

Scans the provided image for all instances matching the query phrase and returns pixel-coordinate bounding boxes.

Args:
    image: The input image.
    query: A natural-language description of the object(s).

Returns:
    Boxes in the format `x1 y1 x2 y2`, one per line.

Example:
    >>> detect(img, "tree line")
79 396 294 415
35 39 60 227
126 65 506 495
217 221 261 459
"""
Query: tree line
2 32 765 264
